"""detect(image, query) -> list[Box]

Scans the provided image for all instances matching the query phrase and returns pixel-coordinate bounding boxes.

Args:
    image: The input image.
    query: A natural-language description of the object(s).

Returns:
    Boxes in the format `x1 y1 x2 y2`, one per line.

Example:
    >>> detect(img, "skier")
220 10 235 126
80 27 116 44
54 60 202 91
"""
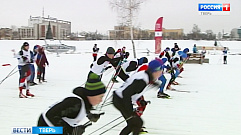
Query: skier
171 43 181 56
89 47 128 85
159 47 172 62
201 47 206 64
223 47 228 64
111 47 130 82
112 59 164 135
92 44 99 61
37 76 106 135
36 46 49 83
14 42 34 98
120 46 127 57
166 49 189 90
159 47 176 93
29 45 40 86
155 58 170 98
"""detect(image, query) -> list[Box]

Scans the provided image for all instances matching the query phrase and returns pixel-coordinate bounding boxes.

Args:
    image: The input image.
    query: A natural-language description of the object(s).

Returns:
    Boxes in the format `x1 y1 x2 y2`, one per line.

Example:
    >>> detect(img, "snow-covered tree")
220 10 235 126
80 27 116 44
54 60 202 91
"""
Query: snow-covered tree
110 0 145 58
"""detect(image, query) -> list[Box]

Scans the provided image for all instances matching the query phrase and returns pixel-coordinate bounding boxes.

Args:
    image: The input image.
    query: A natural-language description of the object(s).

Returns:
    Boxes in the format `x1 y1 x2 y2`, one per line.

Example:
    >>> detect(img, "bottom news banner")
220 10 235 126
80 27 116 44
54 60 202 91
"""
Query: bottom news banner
12 127 63 134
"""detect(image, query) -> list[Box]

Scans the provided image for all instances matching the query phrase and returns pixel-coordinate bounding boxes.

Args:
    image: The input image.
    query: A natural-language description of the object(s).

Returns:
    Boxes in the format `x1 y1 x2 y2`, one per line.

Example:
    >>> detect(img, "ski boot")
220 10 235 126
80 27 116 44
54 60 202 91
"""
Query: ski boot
26 90 34 97
19 87 27 98
139 127 148 134
166 84 176 90
157 92 170 98
172 81 179 85
30 82 38 86
19 92 27 98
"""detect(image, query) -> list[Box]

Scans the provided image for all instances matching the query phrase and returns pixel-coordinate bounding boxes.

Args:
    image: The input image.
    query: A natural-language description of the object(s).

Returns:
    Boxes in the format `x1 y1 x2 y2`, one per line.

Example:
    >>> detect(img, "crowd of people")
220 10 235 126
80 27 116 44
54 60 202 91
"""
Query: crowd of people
35 42 193 135
13 41 228 134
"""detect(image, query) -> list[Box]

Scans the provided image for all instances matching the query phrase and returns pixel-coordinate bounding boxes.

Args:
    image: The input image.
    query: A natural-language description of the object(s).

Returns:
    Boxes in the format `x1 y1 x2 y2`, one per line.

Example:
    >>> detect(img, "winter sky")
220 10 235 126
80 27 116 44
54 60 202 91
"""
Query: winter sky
0 0 241 34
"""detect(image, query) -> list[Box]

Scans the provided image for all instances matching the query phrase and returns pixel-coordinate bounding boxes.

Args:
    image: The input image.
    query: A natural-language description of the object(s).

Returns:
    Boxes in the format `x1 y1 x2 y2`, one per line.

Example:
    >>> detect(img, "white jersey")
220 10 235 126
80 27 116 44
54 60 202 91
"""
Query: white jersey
14 50 31 66
90 60 110 75
115 71 150 102
42 94 86 127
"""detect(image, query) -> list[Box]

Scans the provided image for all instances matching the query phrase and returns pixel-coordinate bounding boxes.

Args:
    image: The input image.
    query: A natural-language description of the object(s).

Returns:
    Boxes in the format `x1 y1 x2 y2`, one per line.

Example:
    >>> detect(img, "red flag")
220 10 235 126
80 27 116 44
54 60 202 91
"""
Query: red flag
155 17 163 54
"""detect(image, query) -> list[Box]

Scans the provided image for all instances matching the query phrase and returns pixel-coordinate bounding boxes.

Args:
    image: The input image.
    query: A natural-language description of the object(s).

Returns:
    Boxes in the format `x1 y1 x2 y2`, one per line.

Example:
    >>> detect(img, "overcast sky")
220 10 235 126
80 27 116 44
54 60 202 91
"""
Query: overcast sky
0 0 240 34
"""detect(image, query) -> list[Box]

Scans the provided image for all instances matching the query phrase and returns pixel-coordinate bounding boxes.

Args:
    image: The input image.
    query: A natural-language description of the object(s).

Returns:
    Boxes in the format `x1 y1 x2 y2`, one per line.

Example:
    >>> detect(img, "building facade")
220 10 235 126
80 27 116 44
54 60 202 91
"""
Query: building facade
109 26 143 40
18 16 71 40
162 28 184 40
230 28 241 40
0 28 13 40
109 26 184 40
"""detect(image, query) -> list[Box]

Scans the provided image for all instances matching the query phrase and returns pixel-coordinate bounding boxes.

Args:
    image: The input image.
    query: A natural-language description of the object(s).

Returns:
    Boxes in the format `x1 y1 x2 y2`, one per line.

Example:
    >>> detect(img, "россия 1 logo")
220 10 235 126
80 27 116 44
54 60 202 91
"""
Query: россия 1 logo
198 3 230 15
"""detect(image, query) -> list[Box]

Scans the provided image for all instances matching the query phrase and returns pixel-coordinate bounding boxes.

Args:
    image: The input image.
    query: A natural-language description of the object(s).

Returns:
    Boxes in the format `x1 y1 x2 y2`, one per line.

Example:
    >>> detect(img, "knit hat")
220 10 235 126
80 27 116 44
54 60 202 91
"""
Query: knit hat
165 47 170 51
23 42 29 46
148 60 163 73
21 42 29 50
85 73 106 96
106 47 115 54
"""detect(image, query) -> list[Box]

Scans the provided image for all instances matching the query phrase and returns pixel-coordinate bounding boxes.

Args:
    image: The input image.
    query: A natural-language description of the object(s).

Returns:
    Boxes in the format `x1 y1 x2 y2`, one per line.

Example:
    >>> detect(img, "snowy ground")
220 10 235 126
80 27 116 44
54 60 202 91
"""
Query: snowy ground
0 40 241 135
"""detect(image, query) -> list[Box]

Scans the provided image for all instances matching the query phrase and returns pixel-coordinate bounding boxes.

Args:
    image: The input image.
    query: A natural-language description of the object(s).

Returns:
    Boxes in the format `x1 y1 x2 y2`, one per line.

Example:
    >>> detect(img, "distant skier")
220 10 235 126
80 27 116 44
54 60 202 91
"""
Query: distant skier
166 48 189 90
37 79 106 135
112 59 164 135
171 43 181 56
14 42 34 98
92 44 99 61
223 47 228 64
159 47 172 62
36 46 49 83
201 47 206 64
193 44 198 53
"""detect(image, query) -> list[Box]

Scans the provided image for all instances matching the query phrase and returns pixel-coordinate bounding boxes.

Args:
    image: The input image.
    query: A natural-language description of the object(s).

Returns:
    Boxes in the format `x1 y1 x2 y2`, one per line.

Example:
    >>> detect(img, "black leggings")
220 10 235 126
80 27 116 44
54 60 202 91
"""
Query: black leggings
113 92 143 135
38 66 45 80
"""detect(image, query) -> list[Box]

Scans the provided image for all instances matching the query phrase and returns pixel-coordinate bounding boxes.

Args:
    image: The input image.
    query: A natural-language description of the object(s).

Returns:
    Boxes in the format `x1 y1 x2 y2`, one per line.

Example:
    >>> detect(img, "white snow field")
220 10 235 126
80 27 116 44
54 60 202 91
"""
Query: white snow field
0 40 241 135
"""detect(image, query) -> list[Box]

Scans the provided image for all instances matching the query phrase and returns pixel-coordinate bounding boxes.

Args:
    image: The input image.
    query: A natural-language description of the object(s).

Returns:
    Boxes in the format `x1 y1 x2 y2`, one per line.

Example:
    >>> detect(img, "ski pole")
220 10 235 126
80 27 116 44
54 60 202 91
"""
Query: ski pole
0 65 18 85
95 101 113 110
96 60 122 111
105 60 122 89
98 116 133 135
87 116 123 135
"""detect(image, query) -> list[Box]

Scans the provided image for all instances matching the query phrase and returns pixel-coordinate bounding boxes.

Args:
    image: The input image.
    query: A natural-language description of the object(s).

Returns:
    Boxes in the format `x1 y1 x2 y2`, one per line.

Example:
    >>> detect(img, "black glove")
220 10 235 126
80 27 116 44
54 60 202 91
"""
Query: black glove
87 112 104 122
22 56 28 61
72 125 86 135
139 100 151 106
